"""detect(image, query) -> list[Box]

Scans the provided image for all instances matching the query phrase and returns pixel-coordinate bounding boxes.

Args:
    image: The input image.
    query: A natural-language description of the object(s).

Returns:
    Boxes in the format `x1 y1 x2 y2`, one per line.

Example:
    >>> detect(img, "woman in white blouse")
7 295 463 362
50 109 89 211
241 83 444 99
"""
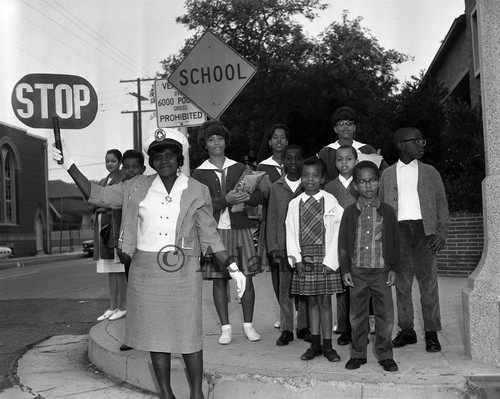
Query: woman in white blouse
52 129 246 399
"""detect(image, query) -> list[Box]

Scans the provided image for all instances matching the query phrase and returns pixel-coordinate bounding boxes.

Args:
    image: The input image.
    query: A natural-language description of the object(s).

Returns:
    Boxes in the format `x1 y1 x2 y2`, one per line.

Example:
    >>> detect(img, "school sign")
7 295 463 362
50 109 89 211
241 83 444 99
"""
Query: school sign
168 31 256 120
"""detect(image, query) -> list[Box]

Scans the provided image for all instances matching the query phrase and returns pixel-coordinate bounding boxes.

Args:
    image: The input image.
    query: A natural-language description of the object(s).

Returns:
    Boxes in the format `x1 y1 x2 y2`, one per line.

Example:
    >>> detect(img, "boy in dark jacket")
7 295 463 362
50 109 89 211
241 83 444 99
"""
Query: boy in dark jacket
339 161 400 372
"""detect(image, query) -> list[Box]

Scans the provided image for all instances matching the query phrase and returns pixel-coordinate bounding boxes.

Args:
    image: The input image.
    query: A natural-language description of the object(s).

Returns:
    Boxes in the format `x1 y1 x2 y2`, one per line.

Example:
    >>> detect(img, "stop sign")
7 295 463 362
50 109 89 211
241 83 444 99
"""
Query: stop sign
11 73 98 129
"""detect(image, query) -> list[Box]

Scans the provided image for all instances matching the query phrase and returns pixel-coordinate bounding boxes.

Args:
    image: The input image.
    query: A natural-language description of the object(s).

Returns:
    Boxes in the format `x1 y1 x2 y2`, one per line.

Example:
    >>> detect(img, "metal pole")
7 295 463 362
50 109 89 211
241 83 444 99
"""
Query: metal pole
137 78 143 151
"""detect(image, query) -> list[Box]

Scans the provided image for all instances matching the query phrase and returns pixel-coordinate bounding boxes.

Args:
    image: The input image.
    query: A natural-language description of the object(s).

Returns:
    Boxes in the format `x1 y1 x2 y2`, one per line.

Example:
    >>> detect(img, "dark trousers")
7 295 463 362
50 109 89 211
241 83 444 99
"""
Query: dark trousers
350 268 394 361
397 220 441 332
276 254 308 332
337 289 374 334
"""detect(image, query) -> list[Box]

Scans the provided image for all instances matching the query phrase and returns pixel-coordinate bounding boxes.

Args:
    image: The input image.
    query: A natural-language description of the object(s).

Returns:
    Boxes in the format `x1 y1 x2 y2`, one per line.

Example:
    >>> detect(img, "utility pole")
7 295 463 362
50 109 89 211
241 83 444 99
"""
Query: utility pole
120 77 156 151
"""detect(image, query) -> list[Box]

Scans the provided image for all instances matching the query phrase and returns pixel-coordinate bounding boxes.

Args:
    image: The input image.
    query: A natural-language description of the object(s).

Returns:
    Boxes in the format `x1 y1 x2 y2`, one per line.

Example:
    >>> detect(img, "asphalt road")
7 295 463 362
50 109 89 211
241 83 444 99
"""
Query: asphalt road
0 256 110 391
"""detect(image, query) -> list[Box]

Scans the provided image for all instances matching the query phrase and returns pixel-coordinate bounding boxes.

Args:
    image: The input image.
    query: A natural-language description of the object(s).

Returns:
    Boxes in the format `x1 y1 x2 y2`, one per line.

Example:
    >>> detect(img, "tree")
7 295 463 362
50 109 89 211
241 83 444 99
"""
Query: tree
159 1 407 167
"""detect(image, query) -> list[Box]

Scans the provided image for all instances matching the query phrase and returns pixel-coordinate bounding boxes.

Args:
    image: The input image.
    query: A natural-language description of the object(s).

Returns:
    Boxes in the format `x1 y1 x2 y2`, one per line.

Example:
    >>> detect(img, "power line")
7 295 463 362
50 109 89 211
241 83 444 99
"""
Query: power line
48 0 153 77
19 0 145 77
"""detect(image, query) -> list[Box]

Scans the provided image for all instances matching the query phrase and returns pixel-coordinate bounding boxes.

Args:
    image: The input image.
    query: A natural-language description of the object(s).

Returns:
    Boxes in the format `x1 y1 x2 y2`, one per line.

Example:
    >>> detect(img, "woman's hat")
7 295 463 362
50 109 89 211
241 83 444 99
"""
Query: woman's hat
143 128 189 154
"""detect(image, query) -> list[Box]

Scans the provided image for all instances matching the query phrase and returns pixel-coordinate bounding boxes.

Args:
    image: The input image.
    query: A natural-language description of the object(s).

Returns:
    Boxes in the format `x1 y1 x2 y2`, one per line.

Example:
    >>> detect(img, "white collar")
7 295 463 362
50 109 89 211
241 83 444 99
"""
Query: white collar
397 159 418 169
259 156 281 167
327 140 365 150
197 158 238 170
299 190 324 202
339 175 353 185
150 173 188 195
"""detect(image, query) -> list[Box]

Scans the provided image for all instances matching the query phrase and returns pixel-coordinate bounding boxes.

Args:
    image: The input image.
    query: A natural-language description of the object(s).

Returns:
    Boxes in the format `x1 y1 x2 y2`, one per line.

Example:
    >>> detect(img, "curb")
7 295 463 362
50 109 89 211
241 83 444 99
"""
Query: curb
0 252 87 270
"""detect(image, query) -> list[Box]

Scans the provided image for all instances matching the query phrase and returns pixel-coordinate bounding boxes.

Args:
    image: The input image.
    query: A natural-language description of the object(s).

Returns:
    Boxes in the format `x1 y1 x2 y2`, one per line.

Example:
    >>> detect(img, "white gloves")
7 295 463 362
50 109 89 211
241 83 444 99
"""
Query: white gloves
51 141 75 171
228 262 246 298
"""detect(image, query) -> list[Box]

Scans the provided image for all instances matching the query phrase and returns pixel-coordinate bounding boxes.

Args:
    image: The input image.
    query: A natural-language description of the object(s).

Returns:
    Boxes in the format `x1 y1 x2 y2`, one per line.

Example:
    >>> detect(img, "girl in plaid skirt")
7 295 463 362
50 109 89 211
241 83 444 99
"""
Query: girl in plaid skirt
285 157 344 362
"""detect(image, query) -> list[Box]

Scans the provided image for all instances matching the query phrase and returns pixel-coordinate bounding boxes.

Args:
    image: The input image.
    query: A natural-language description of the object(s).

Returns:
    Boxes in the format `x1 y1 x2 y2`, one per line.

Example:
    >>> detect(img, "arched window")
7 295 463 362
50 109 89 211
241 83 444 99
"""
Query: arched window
1 146 17 224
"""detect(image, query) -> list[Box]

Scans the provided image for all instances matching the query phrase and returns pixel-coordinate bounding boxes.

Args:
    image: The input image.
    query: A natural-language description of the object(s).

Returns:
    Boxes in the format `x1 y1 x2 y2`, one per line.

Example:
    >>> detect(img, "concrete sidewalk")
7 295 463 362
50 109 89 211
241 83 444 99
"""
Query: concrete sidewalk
3 273 500 398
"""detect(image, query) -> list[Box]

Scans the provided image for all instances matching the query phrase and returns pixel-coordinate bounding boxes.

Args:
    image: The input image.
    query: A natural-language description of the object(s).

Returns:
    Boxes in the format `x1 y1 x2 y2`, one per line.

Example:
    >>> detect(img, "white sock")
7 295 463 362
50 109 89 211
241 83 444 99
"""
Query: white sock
219 324 232 345
243 322 261 342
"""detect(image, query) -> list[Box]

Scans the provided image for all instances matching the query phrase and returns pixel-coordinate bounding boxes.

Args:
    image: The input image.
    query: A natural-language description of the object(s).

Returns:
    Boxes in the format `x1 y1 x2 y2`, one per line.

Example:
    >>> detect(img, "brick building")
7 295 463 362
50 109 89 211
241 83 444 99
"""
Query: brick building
0 122 50 257
425 0 481 108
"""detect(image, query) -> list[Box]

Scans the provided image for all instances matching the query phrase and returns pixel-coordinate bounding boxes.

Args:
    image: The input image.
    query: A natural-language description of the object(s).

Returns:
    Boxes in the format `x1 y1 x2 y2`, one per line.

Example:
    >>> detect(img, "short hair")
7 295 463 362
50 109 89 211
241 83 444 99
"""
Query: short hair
336 144 358 159
197 120 230 150
353 160 380 181
106 149 122 163
283 144 304 158
393 127 421 146
300 156 325 177
267 123 291 141
122 149 145 166
148 144 184 170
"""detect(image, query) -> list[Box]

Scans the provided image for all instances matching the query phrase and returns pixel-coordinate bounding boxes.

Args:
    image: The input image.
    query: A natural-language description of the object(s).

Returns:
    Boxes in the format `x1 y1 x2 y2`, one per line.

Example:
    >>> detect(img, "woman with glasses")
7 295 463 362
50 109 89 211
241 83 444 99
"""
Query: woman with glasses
318 106 386 183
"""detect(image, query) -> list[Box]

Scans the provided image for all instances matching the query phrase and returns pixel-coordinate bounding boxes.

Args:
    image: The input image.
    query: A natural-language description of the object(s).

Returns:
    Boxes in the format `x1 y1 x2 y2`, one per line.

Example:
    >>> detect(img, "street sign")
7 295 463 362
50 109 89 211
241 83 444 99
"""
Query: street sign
168 31 256 120
11 73 98 129
154 79 206 128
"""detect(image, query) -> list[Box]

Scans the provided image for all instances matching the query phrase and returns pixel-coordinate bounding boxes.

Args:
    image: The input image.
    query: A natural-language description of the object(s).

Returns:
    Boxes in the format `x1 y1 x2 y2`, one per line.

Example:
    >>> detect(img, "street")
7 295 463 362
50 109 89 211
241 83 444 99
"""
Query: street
0 256 110 391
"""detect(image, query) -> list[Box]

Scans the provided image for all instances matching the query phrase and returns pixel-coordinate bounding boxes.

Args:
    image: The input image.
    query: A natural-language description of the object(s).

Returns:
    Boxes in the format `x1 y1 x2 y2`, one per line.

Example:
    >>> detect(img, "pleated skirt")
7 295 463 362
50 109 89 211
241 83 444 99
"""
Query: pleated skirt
202 228 261 279
124 250 203 354
291 245 343 296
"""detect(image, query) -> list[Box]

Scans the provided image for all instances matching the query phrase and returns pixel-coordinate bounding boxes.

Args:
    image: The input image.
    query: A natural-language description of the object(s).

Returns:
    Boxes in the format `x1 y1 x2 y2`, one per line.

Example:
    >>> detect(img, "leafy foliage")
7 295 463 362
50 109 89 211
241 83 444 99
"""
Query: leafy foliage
158 1 407 167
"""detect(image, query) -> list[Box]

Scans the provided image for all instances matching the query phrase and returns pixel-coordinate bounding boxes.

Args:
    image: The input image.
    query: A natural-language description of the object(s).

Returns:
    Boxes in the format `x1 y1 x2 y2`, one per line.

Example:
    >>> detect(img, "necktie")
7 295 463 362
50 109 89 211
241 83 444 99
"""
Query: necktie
217 168 227 196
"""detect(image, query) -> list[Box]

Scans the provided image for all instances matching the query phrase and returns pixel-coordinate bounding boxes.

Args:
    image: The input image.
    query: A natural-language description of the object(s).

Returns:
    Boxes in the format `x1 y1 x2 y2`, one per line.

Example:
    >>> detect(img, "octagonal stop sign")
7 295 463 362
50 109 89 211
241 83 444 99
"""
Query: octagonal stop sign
168 31 256 120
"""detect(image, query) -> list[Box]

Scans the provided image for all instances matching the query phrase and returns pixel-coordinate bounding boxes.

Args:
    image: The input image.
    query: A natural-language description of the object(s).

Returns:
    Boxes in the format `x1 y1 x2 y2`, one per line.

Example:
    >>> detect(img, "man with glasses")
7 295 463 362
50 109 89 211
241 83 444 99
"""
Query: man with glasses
318 106 382 183
379 127 449 353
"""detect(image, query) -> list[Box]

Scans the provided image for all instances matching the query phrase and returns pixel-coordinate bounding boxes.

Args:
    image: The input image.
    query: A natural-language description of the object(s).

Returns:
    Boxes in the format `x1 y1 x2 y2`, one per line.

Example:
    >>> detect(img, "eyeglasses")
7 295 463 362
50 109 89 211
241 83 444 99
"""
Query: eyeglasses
400 138 426 146
356 178 379 186
335 120 355 127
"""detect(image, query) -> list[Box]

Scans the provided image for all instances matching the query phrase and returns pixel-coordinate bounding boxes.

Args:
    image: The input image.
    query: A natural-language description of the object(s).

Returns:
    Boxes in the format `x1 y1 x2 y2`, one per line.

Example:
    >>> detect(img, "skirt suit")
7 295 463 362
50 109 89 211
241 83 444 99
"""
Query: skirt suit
88 173 225 353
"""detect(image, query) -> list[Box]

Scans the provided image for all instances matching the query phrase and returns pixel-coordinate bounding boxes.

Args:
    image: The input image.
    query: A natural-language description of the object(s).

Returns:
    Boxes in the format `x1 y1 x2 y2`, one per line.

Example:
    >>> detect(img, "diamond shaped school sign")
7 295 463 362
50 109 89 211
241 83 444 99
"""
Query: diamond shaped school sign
168 31 256 120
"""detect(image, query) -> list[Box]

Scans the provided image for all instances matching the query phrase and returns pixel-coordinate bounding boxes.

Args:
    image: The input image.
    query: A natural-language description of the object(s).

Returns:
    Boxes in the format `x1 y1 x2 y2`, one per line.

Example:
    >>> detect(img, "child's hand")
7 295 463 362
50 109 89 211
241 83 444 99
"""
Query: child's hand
225 189 250 205
387 271 397 286
428 234 445 252
322 264 334 276
295 262 305 277
342 272 354 287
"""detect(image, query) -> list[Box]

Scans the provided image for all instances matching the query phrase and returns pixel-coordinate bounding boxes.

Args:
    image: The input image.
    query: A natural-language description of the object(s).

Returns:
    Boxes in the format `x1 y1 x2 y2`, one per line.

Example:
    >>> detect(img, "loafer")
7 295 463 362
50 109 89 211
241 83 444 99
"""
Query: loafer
109 310 126 320
296 328 311 343
97 309 117 321
425 331 442 352
392 329 417 348
323 348 341 362
379 358 398 372
345 357 367 370
276 330 294 346
300 346 322 361
337 332 352 345
120 344 132 351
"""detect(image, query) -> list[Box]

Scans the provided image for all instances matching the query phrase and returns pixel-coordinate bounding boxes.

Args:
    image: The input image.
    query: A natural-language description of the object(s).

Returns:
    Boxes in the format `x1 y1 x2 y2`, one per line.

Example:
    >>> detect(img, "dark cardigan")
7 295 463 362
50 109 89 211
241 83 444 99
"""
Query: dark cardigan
192 162 263 229
338 200 400 275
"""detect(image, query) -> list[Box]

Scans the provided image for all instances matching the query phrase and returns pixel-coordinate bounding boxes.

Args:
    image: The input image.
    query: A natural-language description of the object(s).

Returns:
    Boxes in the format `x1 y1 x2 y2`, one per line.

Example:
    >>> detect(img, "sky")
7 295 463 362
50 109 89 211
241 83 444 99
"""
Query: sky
0 0 465 182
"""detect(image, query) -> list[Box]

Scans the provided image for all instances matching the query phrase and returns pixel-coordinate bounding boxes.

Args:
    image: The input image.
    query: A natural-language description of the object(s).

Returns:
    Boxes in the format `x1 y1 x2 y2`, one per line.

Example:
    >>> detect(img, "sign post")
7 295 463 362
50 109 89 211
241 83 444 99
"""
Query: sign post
168 31 256 120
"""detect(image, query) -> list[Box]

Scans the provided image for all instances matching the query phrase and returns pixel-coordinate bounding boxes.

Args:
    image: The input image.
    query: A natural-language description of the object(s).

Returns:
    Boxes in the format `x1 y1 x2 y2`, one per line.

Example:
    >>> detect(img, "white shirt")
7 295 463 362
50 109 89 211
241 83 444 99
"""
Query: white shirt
136 173 188 251
327 139 365 151
396 159 422 221
339 175 353 189
197 158 238 229
285 176 301 193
